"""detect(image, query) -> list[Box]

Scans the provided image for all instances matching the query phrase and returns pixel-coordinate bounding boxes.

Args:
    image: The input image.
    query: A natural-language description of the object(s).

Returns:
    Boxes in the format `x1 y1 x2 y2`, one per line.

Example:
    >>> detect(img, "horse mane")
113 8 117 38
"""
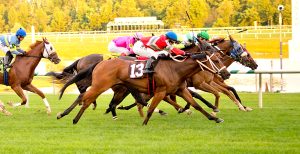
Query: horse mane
29 40 43 49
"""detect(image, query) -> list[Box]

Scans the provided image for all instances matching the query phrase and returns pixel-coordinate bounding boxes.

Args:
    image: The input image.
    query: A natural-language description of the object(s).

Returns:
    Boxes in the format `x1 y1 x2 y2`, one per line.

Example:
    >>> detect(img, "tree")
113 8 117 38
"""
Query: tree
213 0 234 27
116 0 143 17
164 0 189 28
50 7 70 31
189 0 210 28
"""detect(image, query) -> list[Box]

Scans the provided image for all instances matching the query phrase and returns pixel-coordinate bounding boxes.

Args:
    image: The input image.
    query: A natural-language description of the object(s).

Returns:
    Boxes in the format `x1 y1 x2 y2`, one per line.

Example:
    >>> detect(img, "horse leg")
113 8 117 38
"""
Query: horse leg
57 94 83 119
227 86 252 111
23 84 52 115
188 89 217 111
9 85 27 107
163 96 184 112
0 101 12 116
105 86 129 120
177 88 223 123
210 81 246 111
194 82 221 113
137 103 144 117
143 90 166 125
73 85 109 124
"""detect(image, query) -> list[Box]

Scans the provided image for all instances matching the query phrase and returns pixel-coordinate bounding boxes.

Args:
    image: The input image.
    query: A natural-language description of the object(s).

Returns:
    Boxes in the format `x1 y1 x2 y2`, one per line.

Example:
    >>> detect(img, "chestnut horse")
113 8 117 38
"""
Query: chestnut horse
59 51 230 125
112 36 258 116
0 38 61 115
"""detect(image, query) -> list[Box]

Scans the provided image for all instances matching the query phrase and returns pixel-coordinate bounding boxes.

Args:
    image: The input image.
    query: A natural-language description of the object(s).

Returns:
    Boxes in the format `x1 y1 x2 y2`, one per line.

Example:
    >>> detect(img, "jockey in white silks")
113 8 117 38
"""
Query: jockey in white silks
132 31 186 73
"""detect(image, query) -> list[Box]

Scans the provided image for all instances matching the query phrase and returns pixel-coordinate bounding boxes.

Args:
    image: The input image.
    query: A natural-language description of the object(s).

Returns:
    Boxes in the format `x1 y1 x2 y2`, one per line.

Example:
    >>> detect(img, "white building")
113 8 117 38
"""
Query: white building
106 17 164 31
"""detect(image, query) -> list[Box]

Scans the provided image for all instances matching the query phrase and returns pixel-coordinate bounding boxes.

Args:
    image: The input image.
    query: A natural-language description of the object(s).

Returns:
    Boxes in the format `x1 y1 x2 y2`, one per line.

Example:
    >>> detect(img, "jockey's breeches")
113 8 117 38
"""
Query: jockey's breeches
133 41 169 59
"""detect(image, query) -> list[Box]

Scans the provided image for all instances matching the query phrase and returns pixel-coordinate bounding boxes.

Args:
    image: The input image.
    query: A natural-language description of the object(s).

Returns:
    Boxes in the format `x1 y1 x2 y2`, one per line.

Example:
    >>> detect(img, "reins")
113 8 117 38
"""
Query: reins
195 53 226 74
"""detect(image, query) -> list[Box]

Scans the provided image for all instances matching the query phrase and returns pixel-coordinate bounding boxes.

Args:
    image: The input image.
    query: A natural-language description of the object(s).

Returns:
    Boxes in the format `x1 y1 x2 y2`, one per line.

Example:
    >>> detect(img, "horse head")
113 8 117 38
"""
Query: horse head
41 38 61 64
186 45 230 80
214 35 258 70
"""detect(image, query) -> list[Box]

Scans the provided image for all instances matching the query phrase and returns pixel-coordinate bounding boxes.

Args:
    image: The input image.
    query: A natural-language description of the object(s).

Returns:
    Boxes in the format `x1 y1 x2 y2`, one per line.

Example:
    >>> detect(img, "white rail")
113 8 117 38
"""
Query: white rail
230 70 300 108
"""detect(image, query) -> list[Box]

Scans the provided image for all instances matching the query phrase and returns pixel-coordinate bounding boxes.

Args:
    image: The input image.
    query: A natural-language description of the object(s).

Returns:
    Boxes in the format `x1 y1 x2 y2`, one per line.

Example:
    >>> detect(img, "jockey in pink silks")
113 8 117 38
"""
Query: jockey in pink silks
108 32 143 56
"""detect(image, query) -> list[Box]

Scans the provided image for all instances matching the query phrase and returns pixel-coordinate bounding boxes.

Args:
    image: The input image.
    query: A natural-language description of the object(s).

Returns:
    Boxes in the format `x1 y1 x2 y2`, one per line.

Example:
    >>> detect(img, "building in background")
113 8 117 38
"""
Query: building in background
106 17 164 32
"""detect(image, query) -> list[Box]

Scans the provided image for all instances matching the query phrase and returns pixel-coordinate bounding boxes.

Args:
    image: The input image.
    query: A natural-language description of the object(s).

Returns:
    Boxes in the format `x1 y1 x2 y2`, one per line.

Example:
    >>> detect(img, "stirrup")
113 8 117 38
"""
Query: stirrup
4 64 11 69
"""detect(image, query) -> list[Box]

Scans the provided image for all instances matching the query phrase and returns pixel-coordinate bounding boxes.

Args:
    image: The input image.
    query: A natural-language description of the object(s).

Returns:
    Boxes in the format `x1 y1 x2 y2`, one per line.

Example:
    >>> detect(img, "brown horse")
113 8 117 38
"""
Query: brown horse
53 35 256 119
179 36 258 112
59 50 230 124
0 38 61 115
115 36 258 116
54 42 229 120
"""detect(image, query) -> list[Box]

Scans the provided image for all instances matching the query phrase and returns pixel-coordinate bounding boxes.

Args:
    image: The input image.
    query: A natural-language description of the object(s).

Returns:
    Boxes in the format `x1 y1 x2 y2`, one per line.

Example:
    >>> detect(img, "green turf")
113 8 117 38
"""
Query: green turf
0 93 299 153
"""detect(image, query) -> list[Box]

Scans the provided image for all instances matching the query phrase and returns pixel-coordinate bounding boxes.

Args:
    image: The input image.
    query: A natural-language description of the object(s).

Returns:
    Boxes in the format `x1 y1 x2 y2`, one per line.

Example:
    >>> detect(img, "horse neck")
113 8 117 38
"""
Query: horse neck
221 55 235 67
14 42 44 70
164 58 202 80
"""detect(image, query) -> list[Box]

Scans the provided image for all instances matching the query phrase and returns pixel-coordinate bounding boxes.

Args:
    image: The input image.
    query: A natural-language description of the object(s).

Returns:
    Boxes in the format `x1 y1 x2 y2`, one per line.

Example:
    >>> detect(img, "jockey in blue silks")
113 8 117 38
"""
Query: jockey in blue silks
0 28 27 69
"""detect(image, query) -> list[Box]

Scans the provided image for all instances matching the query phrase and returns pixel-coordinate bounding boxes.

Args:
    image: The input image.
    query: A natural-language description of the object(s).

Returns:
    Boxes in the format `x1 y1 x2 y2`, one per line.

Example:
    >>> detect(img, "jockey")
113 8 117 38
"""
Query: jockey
132 31 185 73
108 32 143 56
0 28 27 69
181 32 197 47
197 30 210 42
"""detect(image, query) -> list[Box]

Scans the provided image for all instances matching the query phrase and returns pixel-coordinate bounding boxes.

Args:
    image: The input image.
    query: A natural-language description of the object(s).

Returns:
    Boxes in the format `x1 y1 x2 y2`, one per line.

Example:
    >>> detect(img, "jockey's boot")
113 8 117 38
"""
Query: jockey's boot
143 57 156 74
3 55 12 70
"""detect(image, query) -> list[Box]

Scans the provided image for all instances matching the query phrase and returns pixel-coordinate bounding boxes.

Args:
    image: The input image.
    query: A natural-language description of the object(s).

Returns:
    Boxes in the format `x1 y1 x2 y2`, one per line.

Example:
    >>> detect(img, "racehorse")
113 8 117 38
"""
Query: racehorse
0 38 61 115
59 50 230 124
113 36 258 116
52 35 257 119
46 54 104 110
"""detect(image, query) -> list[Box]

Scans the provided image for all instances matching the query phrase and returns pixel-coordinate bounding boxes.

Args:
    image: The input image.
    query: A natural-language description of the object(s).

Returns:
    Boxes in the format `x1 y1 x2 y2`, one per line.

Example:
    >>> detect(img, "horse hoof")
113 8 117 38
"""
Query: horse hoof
177 108 184 113
216 118 224 123
3 110 12 116
46 107 51 116
117 105 124 109
160 112 168 116
7 101 14 107
56 112 62 119
211 112 217 116
73 119 78 124
112 116 118 120
239 106 247 111
185 109 193 115
213 108 220 112
245 107 253 111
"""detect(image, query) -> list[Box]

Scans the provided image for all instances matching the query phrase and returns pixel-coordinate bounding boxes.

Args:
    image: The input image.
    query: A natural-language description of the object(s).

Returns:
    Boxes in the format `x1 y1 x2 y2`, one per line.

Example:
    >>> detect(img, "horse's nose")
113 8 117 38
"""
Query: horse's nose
55 58 61 64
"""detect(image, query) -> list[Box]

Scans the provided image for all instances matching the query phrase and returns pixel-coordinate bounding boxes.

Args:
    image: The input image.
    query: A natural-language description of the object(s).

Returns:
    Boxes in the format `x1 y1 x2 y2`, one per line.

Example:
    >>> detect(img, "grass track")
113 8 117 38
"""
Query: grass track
0 93 299 153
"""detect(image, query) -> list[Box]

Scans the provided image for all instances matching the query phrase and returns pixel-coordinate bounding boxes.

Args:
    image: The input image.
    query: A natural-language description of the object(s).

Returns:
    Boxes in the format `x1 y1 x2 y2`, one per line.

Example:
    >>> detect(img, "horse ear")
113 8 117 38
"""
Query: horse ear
43 37 49 44
229 35 234 42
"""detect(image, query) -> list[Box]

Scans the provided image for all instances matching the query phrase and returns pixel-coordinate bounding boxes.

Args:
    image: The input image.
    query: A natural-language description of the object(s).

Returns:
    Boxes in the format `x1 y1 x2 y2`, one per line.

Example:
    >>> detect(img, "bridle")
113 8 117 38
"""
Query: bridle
21 41 55 61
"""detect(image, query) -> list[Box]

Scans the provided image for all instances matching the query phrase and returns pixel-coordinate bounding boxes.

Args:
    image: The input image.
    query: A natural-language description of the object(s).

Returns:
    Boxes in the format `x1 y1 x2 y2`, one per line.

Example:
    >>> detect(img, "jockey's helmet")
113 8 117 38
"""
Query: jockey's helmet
165 31 178 42
16 28 27 37
197 31 210 41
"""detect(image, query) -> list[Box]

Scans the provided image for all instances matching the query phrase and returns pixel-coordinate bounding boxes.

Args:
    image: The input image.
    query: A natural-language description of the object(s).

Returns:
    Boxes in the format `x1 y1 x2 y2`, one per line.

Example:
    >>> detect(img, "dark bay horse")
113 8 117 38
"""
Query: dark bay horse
59 51 230 124
0 38 61 115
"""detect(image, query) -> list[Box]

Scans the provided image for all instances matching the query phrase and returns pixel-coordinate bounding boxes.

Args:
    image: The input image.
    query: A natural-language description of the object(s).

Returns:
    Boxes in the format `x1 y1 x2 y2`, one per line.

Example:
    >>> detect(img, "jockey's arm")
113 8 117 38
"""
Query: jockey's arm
10 45 25 55
170 47 185 55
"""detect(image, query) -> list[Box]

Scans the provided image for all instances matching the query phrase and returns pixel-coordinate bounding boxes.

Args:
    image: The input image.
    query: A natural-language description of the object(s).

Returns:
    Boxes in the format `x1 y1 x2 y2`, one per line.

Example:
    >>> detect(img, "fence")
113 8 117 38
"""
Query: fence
230 70 300 108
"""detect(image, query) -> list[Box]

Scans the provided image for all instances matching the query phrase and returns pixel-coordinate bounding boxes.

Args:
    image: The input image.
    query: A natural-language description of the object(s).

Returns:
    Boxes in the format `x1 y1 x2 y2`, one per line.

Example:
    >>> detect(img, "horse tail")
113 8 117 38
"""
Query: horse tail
46 59 80 82
59 63 98 100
